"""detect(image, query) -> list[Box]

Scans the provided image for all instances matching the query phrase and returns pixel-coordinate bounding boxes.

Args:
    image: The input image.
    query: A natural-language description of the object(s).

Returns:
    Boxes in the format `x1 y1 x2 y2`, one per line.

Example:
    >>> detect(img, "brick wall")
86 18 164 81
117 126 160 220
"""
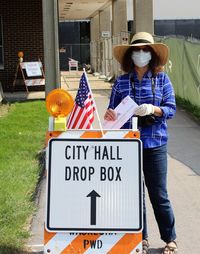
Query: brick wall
0 0 44 91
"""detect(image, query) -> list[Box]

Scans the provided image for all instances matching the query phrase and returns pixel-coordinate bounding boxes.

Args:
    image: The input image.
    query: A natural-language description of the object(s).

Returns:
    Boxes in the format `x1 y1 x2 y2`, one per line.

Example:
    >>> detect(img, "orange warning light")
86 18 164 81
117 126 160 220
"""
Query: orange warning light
46 88 74 117
18 51 24 58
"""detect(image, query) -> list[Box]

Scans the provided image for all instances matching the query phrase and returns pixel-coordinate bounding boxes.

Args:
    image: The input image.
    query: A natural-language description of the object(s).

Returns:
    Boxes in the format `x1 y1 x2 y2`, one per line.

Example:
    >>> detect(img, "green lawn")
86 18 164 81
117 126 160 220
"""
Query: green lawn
176 96 200 123
0 101 48 253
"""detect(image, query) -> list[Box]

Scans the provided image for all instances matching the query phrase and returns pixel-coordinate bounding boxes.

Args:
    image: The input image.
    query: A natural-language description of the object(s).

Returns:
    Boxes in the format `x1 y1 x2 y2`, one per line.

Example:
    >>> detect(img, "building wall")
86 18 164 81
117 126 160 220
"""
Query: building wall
0 0 44 91
112 0 127 36
155 19 200 39
90 15 100 71
100 6 112 33
91 15 100 42
134 0 153 34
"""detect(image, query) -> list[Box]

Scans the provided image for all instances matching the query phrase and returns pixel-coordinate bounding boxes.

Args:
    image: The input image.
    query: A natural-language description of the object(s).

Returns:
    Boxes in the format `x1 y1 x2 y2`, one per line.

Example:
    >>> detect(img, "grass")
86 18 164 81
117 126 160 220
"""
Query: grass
0 101 48 253
0 103 10 117
176 96 200 123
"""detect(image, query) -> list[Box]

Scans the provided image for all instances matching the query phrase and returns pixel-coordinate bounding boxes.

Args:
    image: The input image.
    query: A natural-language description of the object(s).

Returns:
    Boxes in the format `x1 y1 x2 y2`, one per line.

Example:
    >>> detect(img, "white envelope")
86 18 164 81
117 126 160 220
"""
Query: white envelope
102 95 138 129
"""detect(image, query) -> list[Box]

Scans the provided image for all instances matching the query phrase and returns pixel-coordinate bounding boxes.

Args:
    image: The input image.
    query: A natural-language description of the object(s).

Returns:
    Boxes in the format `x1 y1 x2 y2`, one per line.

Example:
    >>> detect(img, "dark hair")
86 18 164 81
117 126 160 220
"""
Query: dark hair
121 46 163 76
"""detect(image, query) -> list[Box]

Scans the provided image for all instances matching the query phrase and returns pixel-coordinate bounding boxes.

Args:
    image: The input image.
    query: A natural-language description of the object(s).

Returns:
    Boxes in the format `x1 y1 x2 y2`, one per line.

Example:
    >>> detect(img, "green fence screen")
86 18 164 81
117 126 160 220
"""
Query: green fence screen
156 37 200 107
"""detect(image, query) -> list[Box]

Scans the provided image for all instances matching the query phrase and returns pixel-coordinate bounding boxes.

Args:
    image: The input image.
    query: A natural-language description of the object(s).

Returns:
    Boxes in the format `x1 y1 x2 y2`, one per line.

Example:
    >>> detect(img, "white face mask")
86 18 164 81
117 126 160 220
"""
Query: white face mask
131 50 152 68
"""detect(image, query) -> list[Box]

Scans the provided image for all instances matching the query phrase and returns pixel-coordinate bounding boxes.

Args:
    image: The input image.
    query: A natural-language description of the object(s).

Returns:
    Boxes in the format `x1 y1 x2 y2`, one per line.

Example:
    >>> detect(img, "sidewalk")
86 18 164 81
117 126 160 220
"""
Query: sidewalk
4 71 112 102
7 71 200 254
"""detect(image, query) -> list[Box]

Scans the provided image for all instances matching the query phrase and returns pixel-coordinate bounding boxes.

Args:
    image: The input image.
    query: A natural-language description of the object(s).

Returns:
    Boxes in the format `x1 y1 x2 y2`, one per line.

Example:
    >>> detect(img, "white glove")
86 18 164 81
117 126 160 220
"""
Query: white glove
134 104 154 116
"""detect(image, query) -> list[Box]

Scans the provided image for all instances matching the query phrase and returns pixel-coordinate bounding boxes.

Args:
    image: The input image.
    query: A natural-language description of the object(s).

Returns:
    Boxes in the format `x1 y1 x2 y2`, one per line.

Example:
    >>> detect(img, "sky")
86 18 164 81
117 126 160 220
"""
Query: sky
153 0 200 19
127 0 200 20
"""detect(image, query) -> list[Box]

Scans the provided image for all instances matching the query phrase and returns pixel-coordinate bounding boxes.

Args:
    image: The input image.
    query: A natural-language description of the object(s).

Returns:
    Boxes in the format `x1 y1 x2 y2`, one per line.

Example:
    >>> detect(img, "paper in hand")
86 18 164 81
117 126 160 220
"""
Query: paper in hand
102 95 138 129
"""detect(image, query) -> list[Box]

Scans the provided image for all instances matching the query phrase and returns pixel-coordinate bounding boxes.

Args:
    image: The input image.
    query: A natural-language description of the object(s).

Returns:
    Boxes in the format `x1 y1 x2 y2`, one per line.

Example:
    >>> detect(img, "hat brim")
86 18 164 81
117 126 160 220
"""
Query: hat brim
113 43 169 66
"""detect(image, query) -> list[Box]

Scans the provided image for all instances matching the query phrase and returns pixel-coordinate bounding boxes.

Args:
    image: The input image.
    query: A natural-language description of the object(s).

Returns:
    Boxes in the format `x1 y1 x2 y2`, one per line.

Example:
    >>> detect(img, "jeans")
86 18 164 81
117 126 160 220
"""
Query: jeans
142 144 176 243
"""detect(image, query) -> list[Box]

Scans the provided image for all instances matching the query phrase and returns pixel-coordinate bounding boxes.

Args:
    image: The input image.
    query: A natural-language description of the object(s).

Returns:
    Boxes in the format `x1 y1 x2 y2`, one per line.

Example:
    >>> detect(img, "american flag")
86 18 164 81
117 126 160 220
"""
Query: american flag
67 72 95 129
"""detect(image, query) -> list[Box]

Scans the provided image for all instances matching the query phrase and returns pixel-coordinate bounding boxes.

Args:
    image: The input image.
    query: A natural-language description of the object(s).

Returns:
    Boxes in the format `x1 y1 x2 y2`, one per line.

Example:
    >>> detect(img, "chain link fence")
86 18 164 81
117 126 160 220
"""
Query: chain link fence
90 31 131 77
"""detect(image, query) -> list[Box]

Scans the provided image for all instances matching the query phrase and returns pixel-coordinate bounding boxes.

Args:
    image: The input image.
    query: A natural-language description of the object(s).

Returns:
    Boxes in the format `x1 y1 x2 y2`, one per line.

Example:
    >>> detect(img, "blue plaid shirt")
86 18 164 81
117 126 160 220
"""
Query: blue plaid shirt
108 71 176 148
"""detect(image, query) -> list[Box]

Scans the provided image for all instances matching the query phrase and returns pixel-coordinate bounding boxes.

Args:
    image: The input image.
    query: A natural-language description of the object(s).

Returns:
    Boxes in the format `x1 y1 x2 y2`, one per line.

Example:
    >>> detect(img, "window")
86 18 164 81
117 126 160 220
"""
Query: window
0 16 4 69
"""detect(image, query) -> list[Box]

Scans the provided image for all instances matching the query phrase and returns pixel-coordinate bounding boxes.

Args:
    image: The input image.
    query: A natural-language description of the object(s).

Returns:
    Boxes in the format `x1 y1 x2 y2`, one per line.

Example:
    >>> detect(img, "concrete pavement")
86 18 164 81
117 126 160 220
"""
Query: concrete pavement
168 107 200 175
7 71 200 253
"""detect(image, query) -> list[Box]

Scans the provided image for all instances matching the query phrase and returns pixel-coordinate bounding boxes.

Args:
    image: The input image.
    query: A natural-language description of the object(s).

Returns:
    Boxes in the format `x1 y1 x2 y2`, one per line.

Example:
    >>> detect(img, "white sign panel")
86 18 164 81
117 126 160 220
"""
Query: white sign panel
46 138 142 233
101 31 111 38
24 62 42 77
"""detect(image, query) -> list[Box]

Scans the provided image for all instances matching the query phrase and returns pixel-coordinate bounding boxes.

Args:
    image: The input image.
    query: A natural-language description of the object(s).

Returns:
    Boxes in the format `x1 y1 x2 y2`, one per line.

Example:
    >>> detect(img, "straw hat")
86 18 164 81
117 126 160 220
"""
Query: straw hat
113 32 169 66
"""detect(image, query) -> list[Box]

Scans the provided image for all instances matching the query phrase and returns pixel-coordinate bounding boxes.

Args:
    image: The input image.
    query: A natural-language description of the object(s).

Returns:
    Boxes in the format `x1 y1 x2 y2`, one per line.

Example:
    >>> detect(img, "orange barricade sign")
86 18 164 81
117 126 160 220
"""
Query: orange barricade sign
13 61 45 92
44 130 143 254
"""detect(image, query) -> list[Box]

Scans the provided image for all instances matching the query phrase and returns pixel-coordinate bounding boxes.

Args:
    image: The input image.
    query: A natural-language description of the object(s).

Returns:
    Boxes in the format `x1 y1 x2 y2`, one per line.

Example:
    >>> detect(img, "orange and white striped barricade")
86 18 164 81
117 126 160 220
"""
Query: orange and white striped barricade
24 78 45 87
13 61 45 92
44 130 143 254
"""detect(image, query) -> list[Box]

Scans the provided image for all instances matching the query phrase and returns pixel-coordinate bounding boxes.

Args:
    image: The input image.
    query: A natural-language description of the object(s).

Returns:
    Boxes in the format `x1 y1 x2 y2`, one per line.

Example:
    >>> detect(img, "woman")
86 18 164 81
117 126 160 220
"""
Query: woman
104 32 177 254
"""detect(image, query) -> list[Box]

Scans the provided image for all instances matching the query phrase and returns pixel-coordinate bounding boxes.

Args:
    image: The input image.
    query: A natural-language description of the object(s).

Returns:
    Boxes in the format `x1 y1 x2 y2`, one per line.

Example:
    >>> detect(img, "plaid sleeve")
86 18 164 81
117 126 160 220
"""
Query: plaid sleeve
108 78 122 109
160 73 176 119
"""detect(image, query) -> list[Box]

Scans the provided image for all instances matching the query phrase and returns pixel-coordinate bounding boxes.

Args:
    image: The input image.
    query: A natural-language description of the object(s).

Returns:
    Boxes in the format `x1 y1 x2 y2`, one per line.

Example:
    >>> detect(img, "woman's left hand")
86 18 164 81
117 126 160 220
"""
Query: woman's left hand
134 104 163 117
134 104 154 116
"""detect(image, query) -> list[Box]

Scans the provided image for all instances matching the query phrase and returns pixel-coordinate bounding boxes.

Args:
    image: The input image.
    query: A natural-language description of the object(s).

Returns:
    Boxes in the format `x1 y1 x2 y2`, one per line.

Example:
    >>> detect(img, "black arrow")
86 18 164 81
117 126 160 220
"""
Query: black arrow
86 190 101 225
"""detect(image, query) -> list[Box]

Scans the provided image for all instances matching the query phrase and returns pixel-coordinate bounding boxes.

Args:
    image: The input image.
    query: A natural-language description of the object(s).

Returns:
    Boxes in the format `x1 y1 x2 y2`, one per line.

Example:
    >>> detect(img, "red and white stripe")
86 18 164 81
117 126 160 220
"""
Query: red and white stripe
67 94 95 129
25 79 45 86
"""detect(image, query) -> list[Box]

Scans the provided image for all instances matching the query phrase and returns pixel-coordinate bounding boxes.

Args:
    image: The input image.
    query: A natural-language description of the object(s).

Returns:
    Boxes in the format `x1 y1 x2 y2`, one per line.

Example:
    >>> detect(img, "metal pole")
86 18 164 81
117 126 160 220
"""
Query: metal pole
42 0 60 96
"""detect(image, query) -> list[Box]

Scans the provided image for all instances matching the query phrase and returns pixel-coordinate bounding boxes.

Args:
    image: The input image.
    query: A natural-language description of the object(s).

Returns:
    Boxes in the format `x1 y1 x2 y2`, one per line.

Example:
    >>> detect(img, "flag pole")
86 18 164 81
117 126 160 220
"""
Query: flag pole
83 68 105 137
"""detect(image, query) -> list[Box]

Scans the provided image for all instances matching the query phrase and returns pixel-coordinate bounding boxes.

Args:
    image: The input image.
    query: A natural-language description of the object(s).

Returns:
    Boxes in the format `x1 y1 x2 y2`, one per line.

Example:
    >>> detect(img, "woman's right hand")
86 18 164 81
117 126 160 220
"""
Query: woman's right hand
104 108 117 121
